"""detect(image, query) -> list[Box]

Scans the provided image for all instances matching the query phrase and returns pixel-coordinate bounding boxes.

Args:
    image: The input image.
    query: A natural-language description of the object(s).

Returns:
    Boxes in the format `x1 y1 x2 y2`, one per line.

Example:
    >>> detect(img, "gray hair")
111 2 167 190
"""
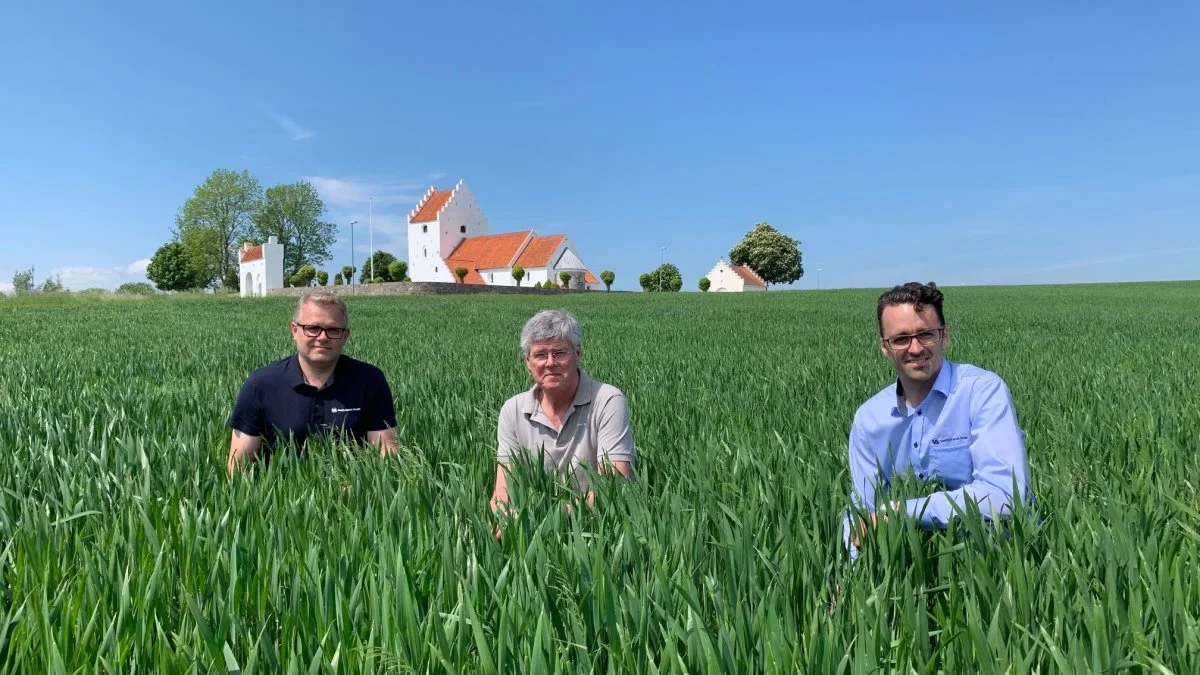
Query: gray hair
519 309 581 355
294 290 349 327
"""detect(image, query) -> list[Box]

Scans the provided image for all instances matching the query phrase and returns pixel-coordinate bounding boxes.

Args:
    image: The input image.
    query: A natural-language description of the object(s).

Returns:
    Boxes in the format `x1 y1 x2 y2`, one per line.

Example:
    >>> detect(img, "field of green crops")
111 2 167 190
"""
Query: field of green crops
1 282 1198 673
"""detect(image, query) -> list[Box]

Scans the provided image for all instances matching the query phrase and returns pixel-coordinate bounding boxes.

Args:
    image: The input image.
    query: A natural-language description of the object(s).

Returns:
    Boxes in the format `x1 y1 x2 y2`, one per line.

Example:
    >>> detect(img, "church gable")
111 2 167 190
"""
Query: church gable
553 247 585 270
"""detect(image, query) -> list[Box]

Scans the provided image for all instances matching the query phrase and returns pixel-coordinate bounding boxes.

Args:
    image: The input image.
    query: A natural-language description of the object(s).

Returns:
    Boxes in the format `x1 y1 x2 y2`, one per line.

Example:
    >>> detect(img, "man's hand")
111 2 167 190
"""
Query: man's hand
368 427 399 457
850 502 901 547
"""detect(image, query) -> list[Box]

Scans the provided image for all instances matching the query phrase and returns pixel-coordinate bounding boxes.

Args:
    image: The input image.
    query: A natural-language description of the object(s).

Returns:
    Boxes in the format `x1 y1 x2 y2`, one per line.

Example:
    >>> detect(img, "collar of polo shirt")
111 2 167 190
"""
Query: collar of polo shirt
287 354 340 391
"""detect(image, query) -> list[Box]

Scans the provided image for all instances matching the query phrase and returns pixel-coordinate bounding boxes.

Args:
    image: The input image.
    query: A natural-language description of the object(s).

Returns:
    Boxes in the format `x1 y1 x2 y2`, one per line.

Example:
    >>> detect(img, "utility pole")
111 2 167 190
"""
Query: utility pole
369 197 374 282
349 220 358 294
659 246 666 291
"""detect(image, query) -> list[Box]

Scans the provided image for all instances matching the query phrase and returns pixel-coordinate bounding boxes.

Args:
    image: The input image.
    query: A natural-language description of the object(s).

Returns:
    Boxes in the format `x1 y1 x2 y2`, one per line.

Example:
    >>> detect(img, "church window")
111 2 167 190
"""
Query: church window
422 225 428 233
460 225 466 233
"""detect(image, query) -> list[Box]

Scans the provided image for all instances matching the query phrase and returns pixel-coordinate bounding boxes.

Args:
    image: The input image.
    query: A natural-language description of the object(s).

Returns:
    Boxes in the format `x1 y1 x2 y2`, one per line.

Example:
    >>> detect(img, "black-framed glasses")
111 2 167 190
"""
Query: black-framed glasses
294 323 348 340
883 326 944 350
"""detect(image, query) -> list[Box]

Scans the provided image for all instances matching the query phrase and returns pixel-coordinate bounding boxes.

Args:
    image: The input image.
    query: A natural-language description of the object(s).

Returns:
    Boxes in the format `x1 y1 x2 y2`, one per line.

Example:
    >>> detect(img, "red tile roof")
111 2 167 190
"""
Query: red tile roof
584 271 598 284
410 189 453 223
731 265 766 288
240 245 263 263
446 231 532 269
443 263 485 284
515 235 565 268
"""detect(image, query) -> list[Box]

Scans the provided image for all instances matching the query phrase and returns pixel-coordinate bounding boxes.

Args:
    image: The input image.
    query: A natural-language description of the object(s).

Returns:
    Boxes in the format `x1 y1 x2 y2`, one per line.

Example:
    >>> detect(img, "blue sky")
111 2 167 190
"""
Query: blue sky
2 2 1198 293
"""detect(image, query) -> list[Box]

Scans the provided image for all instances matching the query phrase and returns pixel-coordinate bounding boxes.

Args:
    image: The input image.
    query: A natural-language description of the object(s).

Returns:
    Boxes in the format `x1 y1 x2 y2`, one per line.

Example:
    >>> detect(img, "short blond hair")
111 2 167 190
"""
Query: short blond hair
293 290 349 327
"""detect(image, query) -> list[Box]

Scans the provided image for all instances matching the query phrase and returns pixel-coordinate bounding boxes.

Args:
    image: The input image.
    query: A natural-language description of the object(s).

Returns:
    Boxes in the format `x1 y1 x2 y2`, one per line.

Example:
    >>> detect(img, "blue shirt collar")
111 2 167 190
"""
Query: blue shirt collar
894 359 956 414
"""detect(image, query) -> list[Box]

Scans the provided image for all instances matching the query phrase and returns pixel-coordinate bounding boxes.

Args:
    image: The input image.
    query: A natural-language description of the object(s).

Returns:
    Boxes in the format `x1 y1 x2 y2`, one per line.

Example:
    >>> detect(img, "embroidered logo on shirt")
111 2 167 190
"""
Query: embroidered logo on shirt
931 435 968 446
331 407 361 414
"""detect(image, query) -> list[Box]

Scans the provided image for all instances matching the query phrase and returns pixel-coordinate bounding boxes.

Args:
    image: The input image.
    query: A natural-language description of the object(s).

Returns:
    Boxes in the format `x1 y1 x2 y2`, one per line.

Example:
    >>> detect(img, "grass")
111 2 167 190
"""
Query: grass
0 282 1197 672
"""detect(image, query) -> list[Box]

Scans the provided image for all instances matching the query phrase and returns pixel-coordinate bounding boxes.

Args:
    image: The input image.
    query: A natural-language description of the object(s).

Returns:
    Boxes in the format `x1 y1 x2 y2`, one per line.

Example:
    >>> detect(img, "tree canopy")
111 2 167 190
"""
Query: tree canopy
174 169 263 289
249 181 336 277
640 263 683 292
147 242 201 292
729 222 803 286
360 251 399 283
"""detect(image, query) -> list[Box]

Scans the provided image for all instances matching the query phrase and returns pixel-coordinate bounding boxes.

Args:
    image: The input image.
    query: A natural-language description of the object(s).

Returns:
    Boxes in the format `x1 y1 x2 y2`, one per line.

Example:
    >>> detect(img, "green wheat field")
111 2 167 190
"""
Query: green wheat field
1 283 1198 673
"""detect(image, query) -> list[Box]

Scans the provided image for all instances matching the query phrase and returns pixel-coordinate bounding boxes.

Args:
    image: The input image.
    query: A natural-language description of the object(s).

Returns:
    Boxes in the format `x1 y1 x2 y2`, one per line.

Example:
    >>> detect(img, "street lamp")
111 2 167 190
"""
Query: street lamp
817 268 822 290
349 220 358 290
369 197 374 282
659 246 666 291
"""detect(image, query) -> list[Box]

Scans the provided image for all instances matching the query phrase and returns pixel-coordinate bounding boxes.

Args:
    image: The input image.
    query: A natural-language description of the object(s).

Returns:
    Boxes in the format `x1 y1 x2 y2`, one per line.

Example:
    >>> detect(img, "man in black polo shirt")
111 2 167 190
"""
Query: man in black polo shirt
226 290 398 476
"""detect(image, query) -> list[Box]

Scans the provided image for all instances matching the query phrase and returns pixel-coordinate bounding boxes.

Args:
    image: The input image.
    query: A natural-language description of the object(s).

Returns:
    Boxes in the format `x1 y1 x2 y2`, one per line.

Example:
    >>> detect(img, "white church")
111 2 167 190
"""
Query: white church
706 259 767 292
238 236 283 297
407 181 600 289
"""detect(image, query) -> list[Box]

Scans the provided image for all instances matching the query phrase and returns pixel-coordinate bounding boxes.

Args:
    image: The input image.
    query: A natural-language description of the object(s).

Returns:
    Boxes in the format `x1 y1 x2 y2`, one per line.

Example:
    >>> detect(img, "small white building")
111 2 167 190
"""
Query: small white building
407 180 601 290
706 259 767 292
238 236 284 297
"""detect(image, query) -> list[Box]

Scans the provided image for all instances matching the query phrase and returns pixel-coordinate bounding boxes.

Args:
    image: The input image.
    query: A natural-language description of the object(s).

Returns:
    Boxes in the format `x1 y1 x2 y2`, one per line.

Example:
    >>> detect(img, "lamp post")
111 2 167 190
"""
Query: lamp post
369 197 374 282
659 246 666 291
817 268 822 290
349 220 358 292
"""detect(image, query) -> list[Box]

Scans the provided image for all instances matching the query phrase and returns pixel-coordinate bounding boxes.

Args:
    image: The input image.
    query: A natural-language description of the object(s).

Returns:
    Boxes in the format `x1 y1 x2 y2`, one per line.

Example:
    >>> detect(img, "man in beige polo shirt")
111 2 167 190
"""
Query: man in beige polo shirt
490 309 636 524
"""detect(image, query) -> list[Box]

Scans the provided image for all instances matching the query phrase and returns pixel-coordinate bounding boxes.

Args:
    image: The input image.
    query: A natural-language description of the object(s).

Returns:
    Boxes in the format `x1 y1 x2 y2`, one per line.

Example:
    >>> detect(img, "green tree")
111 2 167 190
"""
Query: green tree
333 273 343 286
699 276 711 292
641 263 682 292
729 222 803 286
388 260 408 282
174 169 263 289
316 271 329 286
455 267 468 283
600 270 615 291
250 181 337 277
296 265 317 287
342 266 355 284
11 268 34 295
40 274 65 293
360 252 398 283
146 242 200 292
116 282 155 295
511 264 525 286
559 271 572 288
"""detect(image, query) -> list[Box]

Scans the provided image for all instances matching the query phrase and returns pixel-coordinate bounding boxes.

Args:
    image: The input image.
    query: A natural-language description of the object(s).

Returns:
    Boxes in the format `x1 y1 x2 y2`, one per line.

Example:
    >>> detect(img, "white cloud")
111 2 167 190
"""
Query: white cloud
126 258 151 275
304 176 425 209
47 256 152 290
0 282 12 295
271 113 315 141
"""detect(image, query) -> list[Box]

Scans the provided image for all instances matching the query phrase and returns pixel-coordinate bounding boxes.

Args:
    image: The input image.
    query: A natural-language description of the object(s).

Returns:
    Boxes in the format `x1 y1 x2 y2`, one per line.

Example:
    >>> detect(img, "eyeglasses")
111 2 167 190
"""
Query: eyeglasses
294 323 347 340
882 327 944 350
527 349 576 364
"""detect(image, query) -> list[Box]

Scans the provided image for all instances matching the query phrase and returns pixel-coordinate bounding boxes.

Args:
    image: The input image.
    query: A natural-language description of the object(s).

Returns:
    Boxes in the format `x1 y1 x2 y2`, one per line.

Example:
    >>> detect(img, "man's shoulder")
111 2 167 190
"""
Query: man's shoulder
950 361 1009 392
590 379 626 404
246 355 295 384
337 354 388 381
854 381 898 425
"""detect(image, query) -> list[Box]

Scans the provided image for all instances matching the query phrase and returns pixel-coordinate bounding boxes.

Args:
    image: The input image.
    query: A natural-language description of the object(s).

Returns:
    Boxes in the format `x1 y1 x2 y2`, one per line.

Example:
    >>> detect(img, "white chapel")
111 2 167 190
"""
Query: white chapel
407 181 600 289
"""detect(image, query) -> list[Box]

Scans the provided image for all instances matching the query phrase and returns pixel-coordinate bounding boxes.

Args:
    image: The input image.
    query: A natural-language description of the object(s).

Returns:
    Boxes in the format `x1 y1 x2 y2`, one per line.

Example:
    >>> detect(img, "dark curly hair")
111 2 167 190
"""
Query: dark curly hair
876 282 945 335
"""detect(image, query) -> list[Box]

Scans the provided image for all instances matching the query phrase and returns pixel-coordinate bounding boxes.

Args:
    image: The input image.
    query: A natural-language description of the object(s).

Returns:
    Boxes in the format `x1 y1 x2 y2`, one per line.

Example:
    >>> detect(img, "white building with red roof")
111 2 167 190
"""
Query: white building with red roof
706 259 767 292
238 235 284 297
407 180 600 289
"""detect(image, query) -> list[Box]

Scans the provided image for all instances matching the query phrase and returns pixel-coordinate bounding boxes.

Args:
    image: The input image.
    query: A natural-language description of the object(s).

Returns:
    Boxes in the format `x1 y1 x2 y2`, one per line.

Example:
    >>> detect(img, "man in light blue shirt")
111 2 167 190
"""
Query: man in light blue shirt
845 282 1032 557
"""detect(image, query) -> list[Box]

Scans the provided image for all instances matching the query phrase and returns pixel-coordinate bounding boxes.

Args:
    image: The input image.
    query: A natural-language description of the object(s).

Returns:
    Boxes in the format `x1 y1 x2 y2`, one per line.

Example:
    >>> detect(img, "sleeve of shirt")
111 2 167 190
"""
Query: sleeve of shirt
904 376 1031 527
496 398 521 464
596 392 636 464
227 375 263 436
363 368 398 431
844 409 885 559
